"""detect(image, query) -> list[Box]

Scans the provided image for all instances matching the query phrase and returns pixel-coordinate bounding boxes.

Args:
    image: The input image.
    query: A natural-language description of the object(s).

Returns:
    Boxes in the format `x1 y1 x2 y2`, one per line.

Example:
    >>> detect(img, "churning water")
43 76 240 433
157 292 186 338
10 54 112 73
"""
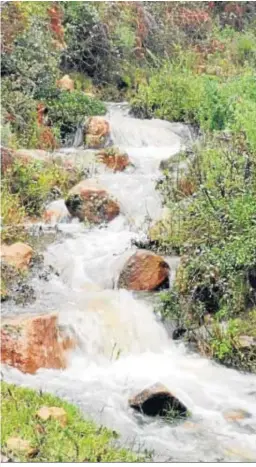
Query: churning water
2 104 256 462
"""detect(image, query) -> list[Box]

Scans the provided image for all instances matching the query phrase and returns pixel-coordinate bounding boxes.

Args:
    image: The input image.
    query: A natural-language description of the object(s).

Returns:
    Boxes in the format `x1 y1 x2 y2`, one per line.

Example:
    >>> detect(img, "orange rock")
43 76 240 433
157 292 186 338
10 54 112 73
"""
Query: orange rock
85 117 110 149
65 180 120 224
118 250 170 291
0 243 33 270
97 149 130 172
1 314 69 374
36 407 67 427
57 74 74 91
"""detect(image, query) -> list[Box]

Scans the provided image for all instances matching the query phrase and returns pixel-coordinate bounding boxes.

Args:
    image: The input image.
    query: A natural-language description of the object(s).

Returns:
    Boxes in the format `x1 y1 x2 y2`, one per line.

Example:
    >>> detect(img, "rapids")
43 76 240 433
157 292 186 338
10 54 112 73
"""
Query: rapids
2 104 256 462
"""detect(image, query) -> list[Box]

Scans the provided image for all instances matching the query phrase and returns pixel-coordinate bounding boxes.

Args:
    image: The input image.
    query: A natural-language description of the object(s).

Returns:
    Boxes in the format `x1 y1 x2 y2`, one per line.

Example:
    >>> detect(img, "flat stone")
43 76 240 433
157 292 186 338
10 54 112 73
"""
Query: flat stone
36 407 67 427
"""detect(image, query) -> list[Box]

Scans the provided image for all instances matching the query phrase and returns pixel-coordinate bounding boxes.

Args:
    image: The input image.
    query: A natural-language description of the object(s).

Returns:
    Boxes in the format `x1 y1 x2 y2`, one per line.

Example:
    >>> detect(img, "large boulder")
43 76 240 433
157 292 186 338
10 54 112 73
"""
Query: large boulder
97 148 130 172
1 313 73 374
85 117 110 149
129 383 188 418
65 179 120 224
118 250 170 291
0 243 33 270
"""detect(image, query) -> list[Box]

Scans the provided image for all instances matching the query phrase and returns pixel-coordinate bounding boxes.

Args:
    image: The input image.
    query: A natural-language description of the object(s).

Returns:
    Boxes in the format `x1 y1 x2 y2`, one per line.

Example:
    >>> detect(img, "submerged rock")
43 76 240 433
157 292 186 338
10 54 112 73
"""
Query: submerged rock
97 148 130 172
0 243 33 271
1 313 73 374
118 250 170 291
223 409 251 422
85 116 110 149
129 383 188 418
65 179 120 224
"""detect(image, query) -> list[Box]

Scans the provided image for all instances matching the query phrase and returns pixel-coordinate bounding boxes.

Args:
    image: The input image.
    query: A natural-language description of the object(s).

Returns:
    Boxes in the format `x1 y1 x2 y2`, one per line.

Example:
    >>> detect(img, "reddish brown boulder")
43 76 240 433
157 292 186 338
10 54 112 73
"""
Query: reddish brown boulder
118 250 170 291
97 149 130 172
1 314 72 374
0 243 33 270
129 383 188 418
85 117 110 149
65 180 120 224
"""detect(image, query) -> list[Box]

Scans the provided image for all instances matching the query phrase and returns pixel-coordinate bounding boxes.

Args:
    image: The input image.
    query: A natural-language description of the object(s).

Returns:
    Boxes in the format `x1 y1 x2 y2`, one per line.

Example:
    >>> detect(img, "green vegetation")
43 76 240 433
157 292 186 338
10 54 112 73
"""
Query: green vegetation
147 36 256 371
2 158 82 243
1 382 143 462
46 90 106 142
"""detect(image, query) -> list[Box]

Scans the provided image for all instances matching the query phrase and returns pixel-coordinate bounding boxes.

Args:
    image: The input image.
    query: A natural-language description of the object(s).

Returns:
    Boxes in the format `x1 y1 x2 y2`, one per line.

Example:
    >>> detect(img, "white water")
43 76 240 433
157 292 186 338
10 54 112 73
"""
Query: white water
2 104 256 462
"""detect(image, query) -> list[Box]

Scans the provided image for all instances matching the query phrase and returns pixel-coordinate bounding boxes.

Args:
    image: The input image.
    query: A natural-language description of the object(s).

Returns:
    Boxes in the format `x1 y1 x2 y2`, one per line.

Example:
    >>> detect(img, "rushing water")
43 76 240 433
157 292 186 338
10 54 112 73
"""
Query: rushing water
2 104 256 462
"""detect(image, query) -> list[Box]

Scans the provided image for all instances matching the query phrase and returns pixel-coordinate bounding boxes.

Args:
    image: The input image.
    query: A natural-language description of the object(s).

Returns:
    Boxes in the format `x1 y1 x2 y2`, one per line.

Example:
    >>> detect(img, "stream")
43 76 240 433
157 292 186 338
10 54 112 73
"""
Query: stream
2 103 256 462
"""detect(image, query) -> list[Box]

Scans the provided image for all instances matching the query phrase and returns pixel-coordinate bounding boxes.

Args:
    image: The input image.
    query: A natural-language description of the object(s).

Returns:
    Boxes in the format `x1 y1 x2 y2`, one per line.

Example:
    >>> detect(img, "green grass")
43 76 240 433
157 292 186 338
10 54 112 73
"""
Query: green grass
1 382 143 462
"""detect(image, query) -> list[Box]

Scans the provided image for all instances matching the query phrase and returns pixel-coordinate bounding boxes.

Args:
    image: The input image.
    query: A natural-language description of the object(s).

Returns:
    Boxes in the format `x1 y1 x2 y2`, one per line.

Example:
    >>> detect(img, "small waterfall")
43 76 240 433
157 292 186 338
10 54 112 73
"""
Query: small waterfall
2 103 256 462
72 122 84 148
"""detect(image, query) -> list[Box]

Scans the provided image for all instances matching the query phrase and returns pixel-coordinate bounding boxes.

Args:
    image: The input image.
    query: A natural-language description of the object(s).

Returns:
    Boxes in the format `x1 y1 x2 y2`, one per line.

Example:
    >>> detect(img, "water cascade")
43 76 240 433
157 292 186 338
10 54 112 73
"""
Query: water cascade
2 104 256 462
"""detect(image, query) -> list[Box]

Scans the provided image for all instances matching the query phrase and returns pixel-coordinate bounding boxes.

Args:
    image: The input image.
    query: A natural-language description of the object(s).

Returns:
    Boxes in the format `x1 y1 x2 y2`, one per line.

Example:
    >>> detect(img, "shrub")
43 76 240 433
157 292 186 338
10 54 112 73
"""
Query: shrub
1 184 26 244
46 91 106 142
3 158 82 219
156 133 256 371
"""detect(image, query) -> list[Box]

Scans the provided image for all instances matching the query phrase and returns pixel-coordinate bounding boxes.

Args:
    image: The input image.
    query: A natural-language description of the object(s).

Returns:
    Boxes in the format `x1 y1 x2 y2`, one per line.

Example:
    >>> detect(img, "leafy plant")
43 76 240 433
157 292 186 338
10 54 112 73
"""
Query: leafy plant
46 91 106 142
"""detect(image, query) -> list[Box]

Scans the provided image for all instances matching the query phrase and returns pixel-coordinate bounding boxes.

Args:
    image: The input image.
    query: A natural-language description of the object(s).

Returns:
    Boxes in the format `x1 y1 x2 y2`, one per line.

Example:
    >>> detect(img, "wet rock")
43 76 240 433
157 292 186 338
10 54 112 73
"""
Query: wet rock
224 409 252 422
43 199 71 224
1 147 14 175
85 117 110 149
1 313 70 374
118 250 170 291
65 179 120 224
36 407 67 427
57 74 74 91
129 383 188 418
97 148 130 172
172 327 187 340
6 437 38 457
0 243 33 270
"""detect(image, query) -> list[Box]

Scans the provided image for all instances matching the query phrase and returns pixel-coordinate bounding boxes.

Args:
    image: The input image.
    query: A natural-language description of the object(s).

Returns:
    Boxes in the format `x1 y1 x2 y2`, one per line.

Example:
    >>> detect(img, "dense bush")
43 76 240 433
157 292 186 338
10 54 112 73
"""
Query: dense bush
131 63 256 149
1 157 83 244
154 133 256 371
46 91 106 142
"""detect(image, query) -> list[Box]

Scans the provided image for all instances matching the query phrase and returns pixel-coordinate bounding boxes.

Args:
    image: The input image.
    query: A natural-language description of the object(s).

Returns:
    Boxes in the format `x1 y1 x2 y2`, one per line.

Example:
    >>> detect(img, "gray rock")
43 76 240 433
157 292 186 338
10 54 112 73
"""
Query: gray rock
129 382 188 418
